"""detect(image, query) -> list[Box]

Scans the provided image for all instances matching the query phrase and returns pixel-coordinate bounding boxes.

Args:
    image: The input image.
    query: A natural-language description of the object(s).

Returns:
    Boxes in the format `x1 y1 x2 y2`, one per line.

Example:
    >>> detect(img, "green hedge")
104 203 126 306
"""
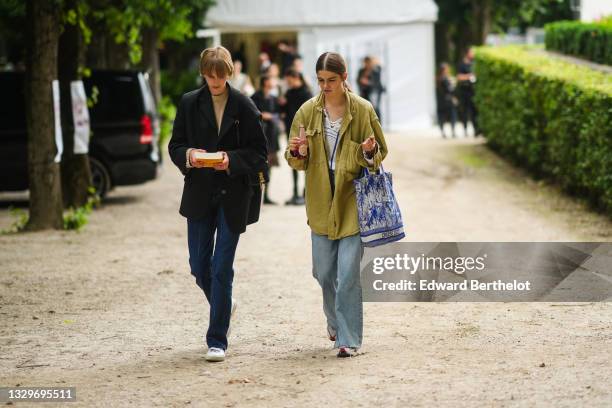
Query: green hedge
545 19 612 65
474 46 612 214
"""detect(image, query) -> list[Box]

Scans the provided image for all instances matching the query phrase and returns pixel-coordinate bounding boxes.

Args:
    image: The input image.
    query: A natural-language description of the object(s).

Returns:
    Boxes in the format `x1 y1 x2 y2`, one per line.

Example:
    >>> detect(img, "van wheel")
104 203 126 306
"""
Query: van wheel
89 157 111 199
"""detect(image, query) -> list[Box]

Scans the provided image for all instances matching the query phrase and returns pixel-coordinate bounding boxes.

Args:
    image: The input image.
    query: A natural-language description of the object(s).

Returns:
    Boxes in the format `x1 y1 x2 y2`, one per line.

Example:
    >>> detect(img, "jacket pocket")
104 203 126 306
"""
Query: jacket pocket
305 128 324 164
343 140 364 176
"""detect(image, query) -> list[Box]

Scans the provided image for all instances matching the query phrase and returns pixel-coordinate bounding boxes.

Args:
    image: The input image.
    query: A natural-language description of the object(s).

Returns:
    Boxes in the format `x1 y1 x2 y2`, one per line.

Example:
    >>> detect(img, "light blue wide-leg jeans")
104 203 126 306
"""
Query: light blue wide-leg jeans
311 232 364 348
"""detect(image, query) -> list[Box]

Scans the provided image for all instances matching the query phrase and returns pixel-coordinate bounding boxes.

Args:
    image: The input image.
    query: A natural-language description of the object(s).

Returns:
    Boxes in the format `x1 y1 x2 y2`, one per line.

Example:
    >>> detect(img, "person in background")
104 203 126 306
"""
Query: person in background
436 62 458 138
456 47 480 137
251 75 281 205
357 56 373 102
232 43 248 72
281 68 313 205
258 52 271 75
277 40 297 76
292 55 304 73
369 57 384 120
290 55 311 89
228 59 255 97
357 56 384 120
265 63 284 98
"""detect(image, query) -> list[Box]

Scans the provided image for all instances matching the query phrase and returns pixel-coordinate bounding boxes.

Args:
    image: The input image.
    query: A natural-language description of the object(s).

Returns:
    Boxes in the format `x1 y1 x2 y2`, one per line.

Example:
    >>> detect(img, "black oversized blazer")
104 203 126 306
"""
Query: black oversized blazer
168 84 268 234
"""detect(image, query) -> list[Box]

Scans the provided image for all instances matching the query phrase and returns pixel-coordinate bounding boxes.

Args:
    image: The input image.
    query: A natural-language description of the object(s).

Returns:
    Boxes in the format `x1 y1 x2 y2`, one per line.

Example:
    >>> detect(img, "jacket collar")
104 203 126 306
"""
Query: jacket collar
313 89 354 137
314 88 356 112
197 85 217 131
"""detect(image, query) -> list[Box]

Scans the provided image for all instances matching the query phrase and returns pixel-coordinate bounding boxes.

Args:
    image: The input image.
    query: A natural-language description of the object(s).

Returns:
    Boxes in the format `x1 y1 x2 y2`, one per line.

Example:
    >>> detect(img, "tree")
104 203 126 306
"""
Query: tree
434 0 574 66
24 0 64 230
83 0 213 102
129 0 215 103
2 0 217 230
0 0 27 67
470 0 493 46
435 0 472 67
88 0 142 69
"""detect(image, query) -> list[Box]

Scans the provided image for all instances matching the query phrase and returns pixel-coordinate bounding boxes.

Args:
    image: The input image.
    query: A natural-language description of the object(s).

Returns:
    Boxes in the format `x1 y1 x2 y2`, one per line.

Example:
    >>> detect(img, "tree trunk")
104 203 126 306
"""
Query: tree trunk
25 0 63 230
85 4 130 70
106 39 131 70
87 20 108 69
59 1 92 208
454 18 474 65
471 0 493 45
142 28 161 104
435 22 451 67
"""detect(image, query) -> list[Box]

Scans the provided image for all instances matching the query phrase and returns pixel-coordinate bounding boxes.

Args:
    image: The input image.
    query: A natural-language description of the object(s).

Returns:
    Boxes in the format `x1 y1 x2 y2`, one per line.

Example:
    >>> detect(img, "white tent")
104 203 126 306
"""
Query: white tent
580 0 612 22
205 0 438 131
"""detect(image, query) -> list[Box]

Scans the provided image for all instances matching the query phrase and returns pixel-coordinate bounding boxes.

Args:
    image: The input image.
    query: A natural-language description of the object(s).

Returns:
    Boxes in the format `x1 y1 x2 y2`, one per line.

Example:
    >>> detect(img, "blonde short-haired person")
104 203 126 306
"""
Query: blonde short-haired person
169 46 268 362
286 52 388 358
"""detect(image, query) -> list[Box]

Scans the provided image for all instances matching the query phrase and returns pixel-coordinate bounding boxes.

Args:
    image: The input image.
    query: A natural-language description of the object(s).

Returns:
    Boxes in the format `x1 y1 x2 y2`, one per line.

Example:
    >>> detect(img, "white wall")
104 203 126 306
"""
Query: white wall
386 22 436 130
297 23 436 131
580 0 612 22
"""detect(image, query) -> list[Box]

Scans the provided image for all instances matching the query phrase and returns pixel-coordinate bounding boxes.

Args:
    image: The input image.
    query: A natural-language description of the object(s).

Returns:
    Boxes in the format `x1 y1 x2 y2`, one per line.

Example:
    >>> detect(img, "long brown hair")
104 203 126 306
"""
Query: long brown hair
316 52 351 91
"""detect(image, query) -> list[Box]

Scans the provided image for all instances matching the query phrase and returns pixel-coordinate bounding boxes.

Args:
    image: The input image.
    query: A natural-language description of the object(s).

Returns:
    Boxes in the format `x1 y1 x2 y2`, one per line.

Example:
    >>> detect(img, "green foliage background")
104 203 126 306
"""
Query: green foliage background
475 46 612 214
545 18 612 65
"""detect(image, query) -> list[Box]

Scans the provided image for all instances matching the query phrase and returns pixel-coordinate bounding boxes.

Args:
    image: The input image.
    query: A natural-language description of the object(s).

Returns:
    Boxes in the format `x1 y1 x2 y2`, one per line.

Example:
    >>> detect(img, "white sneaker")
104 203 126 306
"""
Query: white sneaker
227 298 238 337
206 347 225 362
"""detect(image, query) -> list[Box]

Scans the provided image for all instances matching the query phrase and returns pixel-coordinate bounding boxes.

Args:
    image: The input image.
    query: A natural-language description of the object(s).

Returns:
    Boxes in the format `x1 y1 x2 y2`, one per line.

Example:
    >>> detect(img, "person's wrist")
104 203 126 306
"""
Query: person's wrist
186 148 194 168
364 144 377 159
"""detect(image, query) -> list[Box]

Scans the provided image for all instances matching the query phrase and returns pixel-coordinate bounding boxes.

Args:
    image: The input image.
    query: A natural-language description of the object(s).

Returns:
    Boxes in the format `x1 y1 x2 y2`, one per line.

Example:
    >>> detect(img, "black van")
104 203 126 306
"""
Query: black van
0 70 160 198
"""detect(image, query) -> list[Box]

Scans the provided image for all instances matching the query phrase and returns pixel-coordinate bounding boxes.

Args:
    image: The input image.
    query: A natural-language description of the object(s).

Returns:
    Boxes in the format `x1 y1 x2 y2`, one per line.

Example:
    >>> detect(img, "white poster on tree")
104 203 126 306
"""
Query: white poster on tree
52 79 63 163
71 80 90 154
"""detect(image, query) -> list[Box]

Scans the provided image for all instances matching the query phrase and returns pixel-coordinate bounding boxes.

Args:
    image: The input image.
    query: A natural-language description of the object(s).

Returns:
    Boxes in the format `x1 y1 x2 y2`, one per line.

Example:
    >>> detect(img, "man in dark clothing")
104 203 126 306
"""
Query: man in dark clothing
168 46 268 362
281 69 312 205
358 56 384 120
358 57 373 101
277 40 298 77
251 75 281 204
457 47 480 137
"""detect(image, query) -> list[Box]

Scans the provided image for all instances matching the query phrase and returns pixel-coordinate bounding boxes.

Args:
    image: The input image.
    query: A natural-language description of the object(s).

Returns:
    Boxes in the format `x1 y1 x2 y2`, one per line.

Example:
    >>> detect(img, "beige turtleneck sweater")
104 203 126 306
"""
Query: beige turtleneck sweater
211 88 229 134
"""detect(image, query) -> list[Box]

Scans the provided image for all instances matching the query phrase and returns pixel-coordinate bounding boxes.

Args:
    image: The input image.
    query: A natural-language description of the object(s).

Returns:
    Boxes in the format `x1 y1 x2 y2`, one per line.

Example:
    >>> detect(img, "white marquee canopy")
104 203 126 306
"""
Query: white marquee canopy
207 0 438 29
206 0 439 130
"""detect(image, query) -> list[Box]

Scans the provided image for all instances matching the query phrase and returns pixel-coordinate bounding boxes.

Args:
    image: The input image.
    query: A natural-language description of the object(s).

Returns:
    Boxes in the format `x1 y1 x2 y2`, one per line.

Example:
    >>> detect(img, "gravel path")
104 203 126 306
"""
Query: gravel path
1 132 611 407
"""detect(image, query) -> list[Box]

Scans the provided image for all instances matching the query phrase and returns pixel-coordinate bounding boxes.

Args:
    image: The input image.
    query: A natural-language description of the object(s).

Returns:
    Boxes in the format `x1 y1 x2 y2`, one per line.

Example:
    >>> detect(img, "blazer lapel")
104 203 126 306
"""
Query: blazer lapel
197 86 218 132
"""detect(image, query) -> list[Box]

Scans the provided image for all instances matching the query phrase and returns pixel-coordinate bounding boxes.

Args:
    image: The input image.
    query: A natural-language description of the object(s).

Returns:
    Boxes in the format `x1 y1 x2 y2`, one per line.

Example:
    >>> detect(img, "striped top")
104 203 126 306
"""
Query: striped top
323 108 342 170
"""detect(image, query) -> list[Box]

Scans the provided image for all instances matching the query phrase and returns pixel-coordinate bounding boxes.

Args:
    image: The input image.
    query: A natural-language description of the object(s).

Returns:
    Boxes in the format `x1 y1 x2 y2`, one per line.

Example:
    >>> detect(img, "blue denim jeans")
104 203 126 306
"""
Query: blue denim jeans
311 232 364 348
187 206 240 350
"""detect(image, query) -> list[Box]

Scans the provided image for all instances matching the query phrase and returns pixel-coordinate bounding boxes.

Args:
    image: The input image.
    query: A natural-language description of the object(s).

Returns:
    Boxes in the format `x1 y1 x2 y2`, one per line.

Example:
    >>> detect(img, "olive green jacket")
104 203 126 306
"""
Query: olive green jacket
285 90 388 240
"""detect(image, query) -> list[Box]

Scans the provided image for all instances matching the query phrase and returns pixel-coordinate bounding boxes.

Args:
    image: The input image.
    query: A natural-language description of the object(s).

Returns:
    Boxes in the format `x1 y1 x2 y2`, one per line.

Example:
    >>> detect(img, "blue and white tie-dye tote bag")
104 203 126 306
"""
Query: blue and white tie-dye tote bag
353 165 405 247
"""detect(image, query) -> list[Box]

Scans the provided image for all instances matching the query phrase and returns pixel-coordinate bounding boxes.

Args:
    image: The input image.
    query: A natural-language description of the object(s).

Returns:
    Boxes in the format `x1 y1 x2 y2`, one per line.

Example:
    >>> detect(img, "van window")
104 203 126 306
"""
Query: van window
84 74 144 123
